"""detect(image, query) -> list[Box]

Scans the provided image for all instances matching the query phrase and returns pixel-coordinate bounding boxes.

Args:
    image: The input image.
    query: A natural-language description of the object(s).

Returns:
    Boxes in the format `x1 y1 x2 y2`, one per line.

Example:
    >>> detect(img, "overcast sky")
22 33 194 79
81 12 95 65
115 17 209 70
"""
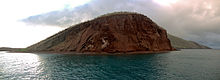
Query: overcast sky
0 0 220 49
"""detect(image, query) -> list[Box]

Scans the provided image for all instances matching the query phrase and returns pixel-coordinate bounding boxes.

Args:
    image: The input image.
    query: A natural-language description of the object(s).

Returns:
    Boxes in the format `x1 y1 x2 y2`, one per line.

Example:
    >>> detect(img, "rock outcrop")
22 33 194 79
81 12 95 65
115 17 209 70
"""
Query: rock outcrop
27 12 174 53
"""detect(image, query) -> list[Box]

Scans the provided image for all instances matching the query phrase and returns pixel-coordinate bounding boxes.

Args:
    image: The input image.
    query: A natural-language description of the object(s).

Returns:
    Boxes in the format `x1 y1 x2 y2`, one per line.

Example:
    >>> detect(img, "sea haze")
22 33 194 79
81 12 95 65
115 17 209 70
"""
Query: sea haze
0 49 220 80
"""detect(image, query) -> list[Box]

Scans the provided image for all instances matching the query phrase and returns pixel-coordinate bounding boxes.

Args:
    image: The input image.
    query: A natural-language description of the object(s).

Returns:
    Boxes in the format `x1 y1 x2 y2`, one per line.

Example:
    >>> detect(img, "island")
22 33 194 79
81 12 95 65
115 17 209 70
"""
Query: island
2 12 210 54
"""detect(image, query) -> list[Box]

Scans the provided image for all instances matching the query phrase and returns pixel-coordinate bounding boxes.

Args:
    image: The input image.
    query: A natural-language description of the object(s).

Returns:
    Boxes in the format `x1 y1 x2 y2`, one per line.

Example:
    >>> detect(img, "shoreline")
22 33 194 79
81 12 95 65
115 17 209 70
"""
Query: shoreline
7 50 175 55
2 48 215 55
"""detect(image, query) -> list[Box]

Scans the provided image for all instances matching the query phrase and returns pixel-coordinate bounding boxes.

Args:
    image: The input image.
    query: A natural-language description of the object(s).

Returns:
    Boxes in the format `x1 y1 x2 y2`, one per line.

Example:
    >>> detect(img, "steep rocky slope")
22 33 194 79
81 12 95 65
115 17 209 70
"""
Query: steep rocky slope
27 12 174 53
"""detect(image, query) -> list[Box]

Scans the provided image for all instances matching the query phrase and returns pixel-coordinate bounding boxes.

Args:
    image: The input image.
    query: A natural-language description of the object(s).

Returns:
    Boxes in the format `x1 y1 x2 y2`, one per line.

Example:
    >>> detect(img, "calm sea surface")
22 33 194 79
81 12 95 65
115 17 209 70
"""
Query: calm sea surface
0 49 219 80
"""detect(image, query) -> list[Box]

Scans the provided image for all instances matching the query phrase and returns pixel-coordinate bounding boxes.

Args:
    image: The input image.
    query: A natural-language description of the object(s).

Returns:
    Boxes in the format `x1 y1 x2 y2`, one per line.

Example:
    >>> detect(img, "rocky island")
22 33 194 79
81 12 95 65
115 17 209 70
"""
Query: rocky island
26 12 175 53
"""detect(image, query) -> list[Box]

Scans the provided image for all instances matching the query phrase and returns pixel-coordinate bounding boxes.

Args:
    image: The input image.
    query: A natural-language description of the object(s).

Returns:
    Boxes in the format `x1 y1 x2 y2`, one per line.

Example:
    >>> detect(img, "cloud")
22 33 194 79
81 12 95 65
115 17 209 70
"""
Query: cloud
22 0 157 27
22 0 220 48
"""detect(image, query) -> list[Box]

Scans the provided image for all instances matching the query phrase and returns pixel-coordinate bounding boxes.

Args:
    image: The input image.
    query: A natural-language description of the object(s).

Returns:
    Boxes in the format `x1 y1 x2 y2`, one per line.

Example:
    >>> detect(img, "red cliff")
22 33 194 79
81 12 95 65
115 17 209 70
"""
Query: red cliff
27 12 174 53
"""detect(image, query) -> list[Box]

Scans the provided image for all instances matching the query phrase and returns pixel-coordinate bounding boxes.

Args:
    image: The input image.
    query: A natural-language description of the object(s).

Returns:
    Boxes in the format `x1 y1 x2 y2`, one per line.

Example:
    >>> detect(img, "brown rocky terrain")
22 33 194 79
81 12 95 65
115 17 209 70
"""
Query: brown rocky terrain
26 12 174 53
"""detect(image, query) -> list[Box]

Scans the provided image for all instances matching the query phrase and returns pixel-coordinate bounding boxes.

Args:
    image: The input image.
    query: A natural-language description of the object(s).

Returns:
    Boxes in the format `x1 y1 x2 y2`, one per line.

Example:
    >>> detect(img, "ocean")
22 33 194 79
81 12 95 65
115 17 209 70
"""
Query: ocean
0 49 219 80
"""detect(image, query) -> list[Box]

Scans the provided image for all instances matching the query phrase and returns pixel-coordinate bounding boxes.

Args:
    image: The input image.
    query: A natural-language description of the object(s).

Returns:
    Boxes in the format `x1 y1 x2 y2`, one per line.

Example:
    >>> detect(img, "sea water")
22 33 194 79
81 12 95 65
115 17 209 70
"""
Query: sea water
0 49 220 80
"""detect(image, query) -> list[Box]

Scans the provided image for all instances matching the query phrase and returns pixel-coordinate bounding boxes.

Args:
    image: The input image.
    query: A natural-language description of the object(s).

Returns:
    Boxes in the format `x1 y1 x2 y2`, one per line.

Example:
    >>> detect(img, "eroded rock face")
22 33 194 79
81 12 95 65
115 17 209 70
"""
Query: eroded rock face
27 12 174 53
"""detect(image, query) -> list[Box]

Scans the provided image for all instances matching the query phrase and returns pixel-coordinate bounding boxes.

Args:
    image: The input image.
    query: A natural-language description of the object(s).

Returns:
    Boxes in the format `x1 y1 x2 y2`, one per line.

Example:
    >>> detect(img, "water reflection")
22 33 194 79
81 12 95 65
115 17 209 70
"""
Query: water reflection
0 50 219 80
0 52 41 79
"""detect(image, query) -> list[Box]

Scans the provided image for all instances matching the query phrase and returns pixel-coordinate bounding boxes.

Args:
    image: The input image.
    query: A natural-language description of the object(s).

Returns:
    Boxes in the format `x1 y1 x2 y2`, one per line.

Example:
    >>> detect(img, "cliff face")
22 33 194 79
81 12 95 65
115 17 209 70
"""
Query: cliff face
168 34 210 49
27 12 174 53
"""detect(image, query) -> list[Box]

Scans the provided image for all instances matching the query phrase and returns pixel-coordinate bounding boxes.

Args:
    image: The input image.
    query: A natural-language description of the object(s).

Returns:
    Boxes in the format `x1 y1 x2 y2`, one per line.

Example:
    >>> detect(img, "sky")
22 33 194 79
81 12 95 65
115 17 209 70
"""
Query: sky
0 0 220 49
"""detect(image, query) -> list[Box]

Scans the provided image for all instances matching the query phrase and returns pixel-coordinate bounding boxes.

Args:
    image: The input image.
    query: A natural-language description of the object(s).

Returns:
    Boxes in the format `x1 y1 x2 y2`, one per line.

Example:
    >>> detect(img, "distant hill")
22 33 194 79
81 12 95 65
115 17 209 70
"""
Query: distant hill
0 47 13 51
168 34 210 49
0 47 25 51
